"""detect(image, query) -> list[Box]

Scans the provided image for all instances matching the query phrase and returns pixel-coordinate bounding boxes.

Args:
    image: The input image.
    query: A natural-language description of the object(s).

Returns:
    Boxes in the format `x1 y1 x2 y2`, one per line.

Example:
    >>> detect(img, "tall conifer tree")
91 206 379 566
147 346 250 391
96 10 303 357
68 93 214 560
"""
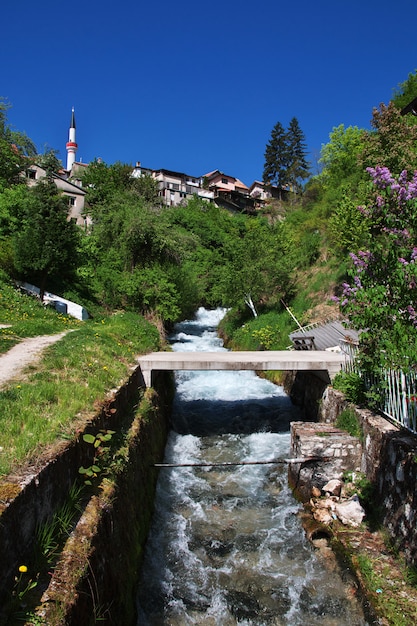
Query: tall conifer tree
263 118 309 197
262 121 288 197
286 117 310 191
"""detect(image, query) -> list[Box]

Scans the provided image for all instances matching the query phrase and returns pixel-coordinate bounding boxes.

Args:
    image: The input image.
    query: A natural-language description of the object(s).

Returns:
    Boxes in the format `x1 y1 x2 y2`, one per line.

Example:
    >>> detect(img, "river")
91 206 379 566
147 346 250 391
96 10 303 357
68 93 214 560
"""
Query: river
136 308 368 625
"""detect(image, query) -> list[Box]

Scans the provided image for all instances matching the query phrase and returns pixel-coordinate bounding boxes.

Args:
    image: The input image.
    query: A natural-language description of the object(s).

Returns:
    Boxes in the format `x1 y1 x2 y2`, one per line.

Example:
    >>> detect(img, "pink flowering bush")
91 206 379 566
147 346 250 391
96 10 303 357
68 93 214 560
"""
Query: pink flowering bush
336 166 417 370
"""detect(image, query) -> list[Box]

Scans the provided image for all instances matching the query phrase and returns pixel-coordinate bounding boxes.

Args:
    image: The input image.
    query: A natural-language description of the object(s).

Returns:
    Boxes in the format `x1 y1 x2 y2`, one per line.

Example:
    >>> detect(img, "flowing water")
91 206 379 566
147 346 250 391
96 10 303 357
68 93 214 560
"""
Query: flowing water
137 308 368 625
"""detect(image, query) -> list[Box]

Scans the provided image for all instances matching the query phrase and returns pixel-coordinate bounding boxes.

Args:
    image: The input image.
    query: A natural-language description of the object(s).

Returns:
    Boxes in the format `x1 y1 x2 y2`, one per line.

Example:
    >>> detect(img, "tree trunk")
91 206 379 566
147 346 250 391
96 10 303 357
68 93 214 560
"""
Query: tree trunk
244 294 258 317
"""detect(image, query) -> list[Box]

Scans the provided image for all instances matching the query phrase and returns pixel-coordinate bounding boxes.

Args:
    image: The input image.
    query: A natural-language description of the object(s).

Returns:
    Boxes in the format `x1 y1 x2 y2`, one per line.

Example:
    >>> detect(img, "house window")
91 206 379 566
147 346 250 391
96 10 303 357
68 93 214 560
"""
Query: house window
68 196 76 207
26 169 37 180
221 177 228 185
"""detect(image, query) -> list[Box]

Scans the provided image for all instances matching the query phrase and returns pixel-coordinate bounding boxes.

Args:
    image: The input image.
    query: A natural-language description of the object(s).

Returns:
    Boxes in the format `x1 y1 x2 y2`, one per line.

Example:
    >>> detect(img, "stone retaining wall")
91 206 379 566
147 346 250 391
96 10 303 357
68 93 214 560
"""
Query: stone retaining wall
289 421 362 501
38 372 172 625
319 386 417 566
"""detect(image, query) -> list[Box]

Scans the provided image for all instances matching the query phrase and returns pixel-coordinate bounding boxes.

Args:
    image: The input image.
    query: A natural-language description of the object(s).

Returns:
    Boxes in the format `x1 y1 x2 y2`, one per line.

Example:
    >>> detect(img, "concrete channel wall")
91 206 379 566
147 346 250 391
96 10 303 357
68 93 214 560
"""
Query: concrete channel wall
0 368 173 625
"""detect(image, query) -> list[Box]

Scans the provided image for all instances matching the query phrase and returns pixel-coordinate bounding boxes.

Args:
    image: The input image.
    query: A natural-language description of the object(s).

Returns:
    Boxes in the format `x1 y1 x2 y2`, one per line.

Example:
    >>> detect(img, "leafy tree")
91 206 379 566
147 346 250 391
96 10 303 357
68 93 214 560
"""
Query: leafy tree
392 69 417 114
81 159 160 212
0 184 32 238
162 197 247 307
318 124 365 189
133 172 160 203
0 99 36 189
13 179 80 300
81 160 136 209
120 265 181 322
360 102 417 175
36 149 63 176
336 167 417 370
220 219 294 317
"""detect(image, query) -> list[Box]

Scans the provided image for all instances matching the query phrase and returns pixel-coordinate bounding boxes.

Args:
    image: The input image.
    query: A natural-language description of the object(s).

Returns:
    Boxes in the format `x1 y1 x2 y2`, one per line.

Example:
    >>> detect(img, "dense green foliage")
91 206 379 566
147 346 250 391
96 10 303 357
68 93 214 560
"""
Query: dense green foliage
360 102 417 174
13 179 80 299
74 170 300 321
392 69 417 115
333 371 366 404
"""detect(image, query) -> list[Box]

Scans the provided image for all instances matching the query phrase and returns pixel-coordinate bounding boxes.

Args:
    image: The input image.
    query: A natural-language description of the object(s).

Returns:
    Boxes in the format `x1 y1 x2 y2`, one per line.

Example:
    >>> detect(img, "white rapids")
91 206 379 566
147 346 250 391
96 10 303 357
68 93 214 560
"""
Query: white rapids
136 308 368 625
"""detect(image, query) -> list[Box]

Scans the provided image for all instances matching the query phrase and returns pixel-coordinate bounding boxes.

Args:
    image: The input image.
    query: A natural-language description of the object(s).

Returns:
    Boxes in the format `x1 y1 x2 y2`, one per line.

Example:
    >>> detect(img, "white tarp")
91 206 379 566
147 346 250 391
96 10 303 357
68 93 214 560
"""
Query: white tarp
18 282 89 321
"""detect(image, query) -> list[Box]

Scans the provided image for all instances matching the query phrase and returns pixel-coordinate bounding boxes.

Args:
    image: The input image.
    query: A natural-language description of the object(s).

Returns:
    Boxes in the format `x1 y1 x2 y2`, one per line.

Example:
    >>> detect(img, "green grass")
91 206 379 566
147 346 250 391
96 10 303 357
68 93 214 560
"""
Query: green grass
0 310 160 477
0 333 19 354
355 553 415 626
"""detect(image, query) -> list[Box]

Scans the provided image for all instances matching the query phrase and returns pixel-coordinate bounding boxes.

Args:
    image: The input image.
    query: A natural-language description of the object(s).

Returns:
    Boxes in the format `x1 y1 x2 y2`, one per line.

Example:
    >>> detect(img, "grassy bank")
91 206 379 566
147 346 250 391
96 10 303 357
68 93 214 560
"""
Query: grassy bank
219 253 343 353
0 288 161 477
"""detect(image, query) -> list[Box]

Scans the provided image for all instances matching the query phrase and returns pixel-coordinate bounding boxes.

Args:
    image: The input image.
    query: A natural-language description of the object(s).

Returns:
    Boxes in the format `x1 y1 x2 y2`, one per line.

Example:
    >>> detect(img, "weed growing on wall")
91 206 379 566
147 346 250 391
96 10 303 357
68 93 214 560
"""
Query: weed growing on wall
79 429 115 485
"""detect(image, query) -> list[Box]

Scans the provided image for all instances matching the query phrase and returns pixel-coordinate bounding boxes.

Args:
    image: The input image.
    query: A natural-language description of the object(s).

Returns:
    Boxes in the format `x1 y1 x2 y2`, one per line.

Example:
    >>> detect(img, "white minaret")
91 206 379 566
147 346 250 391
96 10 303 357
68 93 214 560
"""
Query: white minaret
66 107 78 172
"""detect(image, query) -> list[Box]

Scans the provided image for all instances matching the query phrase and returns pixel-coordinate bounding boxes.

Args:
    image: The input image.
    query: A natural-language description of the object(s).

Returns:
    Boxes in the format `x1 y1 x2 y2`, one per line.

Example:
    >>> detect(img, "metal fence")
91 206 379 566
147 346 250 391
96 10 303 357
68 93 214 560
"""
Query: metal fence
379 369 417 434
340 341 417 434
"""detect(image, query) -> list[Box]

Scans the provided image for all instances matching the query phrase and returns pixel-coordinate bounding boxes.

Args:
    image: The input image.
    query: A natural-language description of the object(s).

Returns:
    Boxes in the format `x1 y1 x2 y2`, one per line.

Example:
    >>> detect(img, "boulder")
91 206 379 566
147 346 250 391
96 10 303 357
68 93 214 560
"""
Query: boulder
322 479 342 497
313 507 333 524
334 495 365 527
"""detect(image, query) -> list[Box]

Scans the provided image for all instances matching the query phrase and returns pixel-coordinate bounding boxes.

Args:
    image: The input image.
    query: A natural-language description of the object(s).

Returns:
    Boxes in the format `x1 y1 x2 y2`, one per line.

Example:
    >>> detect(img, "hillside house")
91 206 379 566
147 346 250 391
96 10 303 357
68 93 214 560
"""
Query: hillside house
249 180 290 201
203 170 257 213
25 164 88 227
203 170 249 194
131 163 214 206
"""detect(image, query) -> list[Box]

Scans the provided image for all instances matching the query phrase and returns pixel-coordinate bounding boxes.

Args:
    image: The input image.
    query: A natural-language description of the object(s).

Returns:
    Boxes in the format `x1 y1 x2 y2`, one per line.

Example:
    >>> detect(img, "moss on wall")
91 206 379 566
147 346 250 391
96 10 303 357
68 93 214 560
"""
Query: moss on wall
38 373 173 625
1 369 174 625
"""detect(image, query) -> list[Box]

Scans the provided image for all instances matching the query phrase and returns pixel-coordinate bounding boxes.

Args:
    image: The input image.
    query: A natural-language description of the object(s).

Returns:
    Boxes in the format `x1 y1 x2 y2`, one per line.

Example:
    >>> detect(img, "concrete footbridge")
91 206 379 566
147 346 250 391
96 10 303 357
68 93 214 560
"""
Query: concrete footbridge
137 350 348 387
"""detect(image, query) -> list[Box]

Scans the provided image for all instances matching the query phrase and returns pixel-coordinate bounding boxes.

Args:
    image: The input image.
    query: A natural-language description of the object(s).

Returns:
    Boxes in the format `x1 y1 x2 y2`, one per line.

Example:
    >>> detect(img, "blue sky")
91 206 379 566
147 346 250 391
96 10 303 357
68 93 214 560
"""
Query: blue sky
2 0 417 186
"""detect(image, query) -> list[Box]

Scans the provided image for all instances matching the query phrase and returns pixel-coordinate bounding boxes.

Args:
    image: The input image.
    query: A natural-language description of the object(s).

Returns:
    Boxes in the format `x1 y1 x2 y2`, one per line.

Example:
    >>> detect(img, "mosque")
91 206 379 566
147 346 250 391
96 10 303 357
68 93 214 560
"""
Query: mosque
24 108 88 227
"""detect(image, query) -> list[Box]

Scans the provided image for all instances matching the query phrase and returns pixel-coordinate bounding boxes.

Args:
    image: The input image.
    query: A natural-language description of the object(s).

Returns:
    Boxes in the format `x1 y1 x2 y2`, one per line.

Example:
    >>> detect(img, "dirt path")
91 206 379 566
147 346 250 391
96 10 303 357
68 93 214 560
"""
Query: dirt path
0 332 68 388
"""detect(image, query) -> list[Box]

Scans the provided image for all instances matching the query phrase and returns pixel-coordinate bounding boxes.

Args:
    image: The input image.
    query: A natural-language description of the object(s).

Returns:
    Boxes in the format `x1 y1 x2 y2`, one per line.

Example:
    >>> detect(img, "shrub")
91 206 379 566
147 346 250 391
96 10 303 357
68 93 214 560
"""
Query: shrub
333 371 366 404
